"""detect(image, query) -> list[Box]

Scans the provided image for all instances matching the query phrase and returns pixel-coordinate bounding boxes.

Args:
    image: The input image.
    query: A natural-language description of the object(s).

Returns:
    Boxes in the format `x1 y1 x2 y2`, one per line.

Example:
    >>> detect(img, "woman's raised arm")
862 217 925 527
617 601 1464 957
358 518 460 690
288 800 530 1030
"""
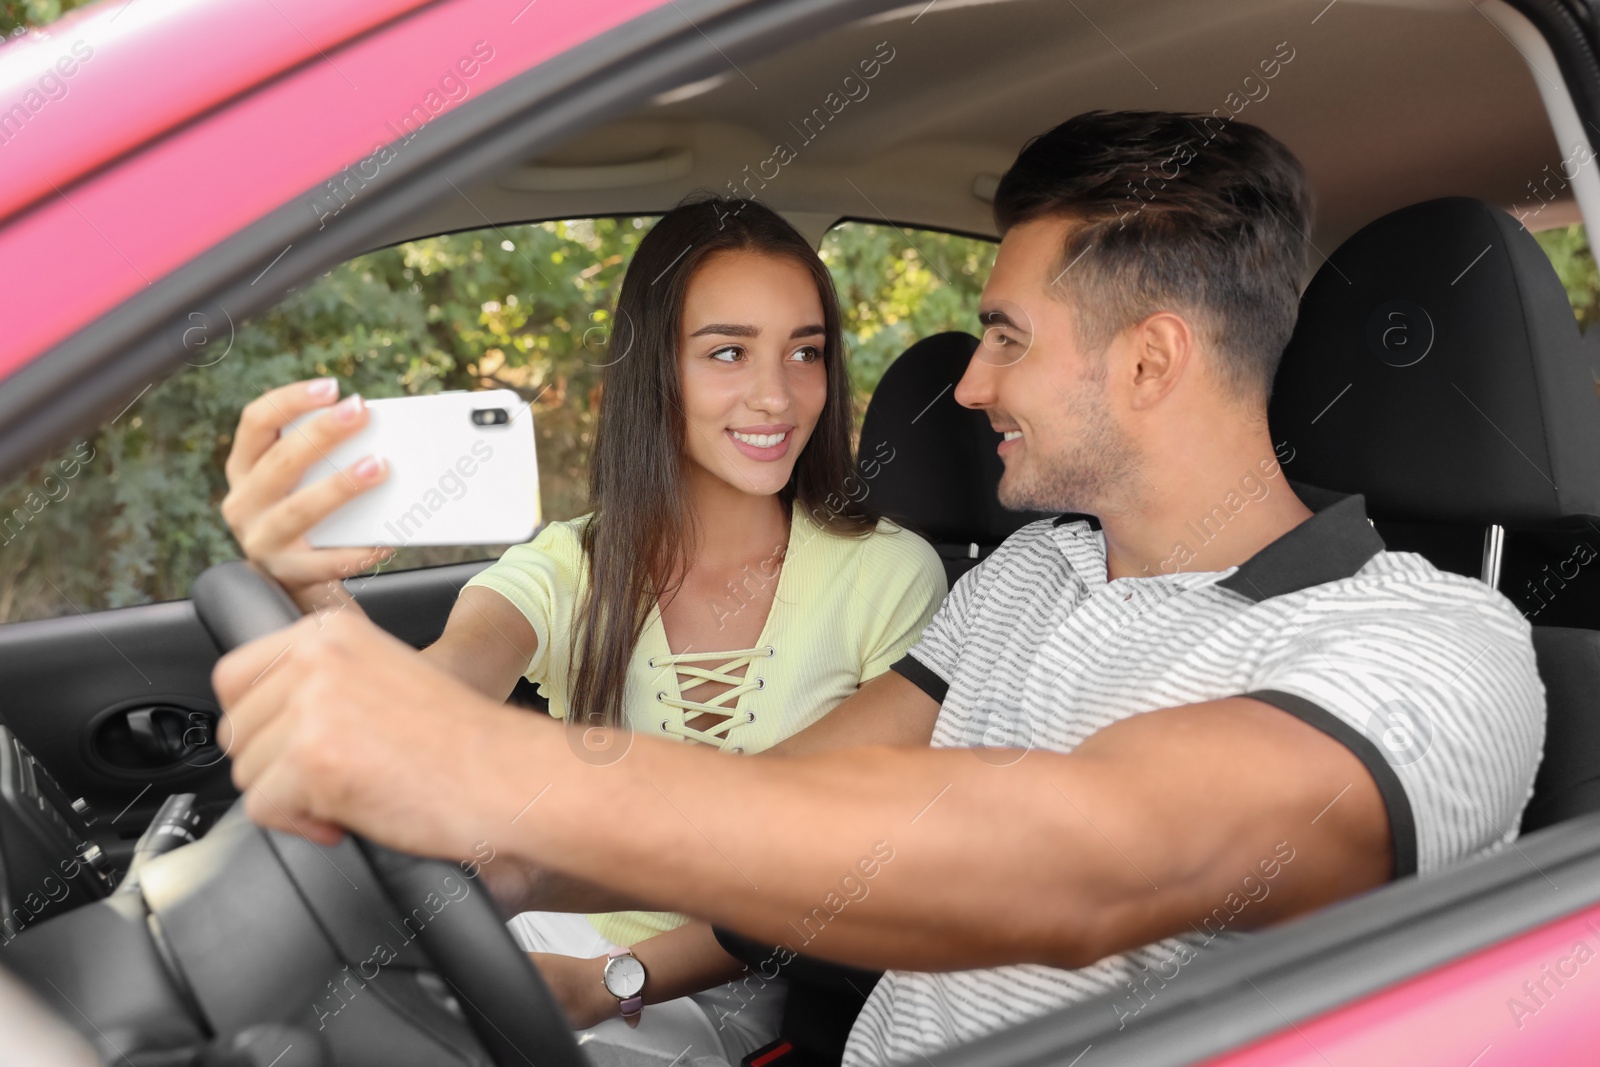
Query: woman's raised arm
420 586 539 704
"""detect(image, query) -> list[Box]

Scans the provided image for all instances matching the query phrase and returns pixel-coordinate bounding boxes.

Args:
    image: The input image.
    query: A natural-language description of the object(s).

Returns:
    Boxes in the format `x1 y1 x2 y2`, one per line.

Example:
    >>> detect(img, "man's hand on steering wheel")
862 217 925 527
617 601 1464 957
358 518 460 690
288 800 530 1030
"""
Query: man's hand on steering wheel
213 606 541 864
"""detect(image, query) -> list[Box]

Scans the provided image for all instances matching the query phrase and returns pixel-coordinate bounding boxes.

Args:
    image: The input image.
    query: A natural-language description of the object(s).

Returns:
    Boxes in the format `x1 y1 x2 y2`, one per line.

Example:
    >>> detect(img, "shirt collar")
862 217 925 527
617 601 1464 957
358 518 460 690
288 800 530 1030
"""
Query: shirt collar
1051 480 1387 603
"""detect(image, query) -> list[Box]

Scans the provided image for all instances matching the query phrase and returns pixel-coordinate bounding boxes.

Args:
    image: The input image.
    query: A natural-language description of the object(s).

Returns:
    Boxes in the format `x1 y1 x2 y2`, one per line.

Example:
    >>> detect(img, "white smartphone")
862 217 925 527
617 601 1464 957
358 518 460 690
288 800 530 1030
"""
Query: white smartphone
284 388 540 548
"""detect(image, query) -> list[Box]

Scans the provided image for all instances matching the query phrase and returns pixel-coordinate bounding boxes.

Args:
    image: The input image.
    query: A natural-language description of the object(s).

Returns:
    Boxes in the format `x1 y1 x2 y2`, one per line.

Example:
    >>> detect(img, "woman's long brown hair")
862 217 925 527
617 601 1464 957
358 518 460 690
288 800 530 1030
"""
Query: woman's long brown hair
568 194 879 732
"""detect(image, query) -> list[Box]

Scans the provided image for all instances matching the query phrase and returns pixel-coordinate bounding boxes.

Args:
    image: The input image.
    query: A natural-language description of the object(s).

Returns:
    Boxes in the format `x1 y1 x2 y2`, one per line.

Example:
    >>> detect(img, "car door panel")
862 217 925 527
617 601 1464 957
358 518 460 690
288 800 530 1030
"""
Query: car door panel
0 559 496 869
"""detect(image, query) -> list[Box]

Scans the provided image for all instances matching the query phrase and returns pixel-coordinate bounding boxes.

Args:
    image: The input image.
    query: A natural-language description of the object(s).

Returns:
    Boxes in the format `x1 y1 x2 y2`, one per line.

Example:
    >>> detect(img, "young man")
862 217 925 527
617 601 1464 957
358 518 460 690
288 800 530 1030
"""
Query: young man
214 111 1545 1065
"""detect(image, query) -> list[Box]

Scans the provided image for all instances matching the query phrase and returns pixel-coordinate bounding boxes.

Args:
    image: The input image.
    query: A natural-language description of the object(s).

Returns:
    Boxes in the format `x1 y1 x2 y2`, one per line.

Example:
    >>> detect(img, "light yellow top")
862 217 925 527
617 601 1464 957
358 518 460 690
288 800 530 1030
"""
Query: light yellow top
460 499 946 946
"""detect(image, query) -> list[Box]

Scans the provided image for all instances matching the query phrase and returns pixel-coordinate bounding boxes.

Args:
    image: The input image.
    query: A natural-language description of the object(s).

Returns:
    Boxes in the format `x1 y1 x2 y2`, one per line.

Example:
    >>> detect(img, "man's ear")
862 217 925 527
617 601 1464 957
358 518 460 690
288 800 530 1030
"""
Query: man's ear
1126 311 1195 410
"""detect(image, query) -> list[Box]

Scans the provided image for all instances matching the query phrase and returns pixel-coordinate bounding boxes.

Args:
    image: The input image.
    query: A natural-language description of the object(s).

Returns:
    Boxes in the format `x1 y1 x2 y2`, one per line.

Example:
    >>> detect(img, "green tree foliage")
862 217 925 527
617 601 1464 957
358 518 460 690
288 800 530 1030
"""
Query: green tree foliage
1534 224 1600 329
0 220 990 622
0 0 86 37
820 222 996 403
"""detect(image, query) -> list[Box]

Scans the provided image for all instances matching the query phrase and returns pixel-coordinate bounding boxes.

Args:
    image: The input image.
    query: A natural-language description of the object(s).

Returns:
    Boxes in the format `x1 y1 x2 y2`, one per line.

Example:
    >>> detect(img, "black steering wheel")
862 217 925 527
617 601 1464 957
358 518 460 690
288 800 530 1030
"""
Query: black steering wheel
191 560 587 1067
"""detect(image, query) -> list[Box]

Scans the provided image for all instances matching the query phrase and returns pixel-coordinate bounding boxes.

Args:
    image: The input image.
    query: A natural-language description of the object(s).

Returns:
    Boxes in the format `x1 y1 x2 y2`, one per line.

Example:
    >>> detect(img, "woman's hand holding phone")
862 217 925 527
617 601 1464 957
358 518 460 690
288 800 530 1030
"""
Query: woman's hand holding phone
220 378 396 614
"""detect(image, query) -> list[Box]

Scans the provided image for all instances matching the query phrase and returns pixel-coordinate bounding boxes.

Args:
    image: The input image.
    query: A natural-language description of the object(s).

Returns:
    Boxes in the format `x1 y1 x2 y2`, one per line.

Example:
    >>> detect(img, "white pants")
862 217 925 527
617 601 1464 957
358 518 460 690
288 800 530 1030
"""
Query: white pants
507 910 787 1067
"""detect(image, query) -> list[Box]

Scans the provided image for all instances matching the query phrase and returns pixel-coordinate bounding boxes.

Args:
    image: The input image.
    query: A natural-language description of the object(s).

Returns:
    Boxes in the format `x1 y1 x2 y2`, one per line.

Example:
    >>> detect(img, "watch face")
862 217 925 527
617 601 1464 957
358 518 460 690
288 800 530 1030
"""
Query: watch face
604 954 646 998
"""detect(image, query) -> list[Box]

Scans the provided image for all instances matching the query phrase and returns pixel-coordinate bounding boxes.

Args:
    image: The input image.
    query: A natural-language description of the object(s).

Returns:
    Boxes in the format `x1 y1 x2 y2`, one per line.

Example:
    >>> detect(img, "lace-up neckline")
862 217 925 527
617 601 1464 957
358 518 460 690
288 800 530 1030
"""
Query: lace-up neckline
647 502 800 752
651 645 775 749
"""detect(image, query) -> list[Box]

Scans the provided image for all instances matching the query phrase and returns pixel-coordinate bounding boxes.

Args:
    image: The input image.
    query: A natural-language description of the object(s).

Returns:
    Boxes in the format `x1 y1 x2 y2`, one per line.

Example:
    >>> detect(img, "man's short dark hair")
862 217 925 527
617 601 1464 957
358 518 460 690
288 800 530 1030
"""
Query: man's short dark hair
992 109 1312 402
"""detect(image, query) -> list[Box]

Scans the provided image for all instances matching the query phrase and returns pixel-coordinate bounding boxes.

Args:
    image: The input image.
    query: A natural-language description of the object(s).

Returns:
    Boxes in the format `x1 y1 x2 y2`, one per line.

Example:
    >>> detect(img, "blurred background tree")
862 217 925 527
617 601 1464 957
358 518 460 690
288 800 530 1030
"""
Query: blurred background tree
0 0 90 36
820 221 995 396
0 215 992 622
6 207 1598 623
1535 224 1600 328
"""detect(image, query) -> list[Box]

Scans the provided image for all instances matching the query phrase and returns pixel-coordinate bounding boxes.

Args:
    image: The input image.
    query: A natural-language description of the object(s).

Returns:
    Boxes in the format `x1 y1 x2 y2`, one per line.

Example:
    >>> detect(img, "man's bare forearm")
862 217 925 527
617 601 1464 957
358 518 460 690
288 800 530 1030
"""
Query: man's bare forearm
215 608 1382 980
453 696 1387 976
461 715 1118 972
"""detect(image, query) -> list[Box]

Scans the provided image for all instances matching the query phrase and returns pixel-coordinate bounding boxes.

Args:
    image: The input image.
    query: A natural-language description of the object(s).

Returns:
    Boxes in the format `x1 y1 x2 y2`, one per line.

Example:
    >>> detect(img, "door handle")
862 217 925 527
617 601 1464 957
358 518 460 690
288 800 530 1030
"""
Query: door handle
92 704 221 771
126 708 191 764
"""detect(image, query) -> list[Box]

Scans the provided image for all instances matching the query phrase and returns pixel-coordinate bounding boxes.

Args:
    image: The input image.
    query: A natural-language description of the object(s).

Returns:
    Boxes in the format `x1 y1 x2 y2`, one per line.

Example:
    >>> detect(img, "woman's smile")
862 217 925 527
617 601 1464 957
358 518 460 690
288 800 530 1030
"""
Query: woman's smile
727 424 793 460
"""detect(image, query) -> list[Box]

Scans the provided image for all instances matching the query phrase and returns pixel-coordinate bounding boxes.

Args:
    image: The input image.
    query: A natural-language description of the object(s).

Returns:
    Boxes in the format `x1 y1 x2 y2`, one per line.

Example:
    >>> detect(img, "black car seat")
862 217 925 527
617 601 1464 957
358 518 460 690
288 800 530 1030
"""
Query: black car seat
853 331 1052 586
1266 196 1600 834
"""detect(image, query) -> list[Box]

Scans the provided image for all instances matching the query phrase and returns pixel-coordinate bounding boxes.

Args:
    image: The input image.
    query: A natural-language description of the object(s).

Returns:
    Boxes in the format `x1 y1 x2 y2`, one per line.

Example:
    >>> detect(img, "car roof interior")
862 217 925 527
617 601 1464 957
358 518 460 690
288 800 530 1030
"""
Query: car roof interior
381 0 1571 255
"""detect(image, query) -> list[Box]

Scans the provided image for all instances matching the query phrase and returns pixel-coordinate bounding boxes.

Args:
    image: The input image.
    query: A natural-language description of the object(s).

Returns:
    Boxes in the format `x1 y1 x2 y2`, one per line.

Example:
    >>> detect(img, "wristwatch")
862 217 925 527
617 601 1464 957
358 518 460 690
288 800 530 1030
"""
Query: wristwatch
601 945 646 1018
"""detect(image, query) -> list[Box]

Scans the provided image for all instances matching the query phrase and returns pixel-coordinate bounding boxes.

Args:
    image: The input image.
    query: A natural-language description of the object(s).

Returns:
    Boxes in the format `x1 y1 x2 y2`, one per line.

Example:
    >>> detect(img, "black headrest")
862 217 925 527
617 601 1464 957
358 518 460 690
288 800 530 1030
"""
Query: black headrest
857 332 1047 549
1268 197 1600 527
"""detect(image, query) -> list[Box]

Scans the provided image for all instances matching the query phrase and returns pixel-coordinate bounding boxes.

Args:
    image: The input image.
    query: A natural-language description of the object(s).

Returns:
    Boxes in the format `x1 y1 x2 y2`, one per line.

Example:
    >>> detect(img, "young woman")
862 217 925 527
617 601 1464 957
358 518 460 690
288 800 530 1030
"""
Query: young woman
219 195 946 1065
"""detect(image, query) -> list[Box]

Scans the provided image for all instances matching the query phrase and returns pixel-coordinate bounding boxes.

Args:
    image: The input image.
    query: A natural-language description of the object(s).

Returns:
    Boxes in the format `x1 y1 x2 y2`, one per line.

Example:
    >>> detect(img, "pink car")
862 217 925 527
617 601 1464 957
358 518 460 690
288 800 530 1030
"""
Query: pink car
2 0 1600 1064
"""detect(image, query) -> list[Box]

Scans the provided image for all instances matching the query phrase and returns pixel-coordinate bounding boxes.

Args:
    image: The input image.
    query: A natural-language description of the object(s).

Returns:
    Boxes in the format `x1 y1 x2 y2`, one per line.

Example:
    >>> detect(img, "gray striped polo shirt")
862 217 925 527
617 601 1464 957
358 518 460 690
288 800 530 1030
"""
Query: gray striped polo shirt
843 482 1545 1067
